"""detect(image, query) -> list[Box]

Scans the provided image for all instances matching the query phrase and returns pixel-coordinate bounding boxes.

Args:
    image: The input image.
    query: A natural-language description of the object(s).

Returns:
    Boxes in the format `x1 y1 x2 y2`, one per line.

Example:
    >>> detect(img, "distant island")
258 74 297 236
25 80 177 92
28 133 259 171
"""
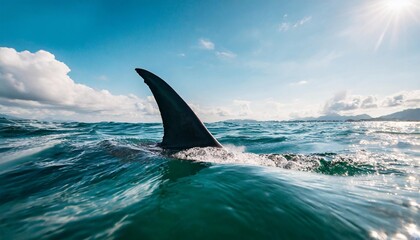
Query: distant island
295 108 420 122
1 108 420 123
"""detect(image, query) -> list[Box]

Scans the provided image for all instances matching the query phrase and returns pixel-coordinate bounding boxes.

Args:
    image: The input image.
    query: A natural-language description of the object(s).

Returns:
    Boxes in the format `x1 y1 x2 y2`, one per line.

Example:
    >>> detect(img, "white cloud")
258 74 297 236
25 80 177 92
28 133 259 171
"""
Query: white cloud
0 47 159 122
233 100 252 116
189 103 231 119
188 100 253 121
323 91 377 114
382 90 420 107
198 38 215 50
278 22 291 32
197 38 236 61
322 90 420 115
289 80 309 86
216 51 237 59
293 16 312 27
278 16 312 32
187 99 311 122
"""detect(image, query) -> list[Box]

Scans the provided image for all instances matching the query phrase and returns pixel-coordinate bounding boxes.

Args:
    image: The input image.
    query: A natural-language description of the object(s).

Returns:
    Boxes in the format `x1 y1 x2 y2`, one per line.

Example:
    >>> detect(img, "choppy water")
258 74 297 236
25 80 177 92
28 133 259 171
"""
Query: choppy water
0 117 419 239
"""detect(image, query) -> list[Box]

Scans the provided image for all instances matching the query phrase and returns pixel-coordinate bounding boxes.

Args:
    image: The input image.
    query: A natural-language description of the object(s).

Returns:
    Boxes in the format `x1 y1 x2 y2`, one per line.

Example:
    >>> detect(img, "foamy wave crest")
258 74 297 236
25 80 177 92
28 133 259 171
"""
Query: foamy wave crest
171 147 398 175
265 154 321 171
171 146 276 167
171 146 324 171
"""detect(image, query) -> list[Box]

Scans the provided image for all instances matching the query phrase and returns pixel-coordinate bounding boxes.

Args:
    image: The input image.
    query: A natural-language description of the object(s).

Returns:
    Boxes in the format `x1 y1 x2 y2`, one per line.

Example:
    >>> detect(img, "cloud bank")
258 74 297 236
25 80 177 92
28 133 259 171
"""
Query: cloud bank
0 47 159 122
0 47 418 122
0 47 287 122
323 90 420 115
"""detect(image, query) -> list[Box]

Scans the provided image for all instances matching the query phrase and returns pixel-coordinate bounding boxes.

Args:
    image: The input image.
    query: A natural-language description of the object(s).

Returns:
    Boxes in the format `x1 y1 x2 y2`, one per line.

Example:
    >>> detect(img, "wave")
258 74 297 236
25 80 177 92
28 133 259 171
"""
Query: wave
171 146 408 176
1 119 419 239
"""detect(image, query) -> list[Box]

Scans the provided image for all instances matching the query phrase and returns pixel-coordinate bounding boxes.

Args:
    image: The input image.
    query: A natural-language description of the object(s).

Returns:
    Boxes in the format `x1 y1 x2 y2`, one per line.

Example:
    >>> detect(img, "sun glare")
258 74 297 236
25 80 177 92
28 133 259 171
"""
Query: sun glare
352 0 420 50
385 0 413 13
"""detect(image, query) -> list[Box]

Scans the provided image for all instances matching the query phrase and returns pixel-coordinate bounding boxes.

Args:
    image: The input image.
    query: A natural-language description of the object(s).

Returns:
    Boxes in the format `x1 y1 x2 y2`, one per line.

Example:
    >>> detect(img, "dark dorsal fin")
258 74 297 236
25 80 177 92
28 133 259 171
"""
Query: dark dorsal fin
135 68 222 150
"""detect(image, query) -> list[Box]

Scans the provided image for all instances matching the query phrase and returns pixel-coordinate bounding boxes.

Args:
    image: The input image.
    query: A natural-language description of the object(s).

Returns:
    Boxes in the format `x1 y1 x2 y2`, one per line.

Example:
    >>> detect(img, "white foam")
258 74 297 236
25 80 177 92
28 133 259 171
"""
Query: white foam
172 146 276 167
265 154 322 171
171 146 330 171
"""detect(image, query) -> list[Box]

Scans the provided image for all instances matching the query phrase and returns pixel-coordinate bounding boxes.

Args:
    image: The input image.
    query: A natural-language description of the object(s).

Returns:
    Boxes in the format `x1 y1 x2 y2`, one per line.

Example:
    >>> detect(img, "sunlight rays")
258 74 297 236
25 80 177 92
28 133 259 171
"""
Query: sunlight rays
349 0 420 50
371 0 419 50
385 0 414 13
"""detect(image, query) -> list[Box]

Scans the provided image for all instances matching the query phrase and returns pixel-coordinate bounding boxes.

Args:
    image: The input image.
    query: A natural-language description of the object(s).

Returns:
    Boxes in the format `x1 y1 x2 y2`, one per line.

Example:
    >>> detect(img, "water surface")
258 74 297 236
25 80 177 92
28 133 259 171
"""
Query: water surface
0 118 419 239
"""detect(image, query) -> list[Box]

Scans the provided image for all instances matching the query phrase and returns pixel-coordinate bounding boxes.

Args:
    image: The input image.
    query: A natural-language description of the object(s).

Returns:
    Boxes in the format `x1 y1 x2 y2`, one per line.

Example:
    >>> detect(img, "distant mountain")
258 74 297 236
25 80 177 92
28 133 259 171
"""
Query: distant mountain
376 108 420 121
296 108 420 121
299 113 372 121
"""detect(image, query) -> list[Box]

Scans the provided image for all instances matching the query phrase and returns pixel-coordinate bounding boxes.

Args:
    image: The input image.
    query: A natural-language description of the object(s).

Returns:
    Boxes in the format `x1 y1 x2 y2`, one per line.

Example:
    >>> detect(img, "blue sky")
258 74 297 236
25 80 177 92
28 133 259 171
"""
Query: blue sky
0 0 419 122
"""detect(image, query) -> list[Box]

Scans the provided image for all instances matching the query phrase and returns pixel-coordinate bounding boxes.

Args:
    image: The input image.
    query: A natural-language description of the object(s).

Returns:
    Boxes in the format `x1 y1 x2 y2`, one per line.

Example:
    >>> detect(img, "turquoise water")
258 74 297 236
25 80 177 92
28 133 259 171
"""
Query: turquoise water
0 118 419 239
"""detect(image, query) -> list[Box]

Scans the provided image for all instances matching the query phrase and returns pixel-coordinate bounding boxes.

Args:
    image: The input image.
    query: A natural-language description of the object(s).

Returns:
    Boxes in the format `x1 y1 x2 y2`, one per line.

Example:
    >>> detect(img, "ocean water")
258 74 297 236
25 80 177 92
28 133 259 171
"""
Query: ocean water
0 117 419 239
